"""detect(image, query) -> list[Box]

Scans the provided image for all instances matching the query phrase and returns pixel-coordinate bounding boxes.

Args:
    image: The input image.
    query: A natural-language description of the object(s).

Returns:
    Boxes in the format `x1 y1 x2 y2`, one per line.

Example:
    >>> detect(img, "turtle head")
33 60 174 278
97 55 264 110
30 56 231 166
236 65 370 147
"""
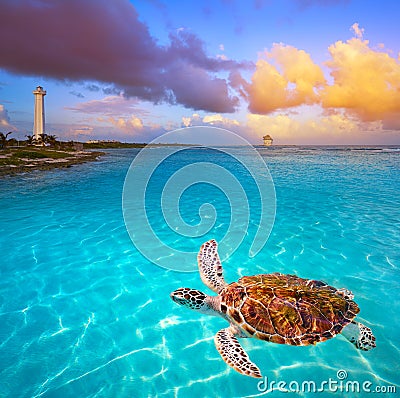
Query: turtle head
170 288 209 312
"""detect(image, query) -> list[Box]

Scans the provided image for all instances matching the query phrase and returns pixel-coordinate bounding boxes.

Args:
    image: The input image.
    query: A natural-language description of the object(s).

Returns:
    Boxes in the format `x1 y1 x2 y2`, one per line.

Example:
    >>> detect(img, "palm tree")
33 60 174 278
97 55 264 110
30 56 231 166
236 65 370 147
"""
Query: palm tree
0 131 12 149
25 134 34 145
47 134 58 147
37 133 57 147
37 133 46 146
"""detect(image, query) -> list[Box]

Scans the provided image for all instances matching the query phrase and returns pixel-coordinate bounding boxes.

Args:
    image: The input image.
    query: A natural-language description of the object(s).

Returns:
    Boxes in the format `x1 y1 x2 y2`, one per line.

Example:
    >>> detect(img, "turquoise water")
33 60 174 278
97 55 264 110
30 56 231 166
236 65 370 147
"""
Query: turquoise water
1 146 399 397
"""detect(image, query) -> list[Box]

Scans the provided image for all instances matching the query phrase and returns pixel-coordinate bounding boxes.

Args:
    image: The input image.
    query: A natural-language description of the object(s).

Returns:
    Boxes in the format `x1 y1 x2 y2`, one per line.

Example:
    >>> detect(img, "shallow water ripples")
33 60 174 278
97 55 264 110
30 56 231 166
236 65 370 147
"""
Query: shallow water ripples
1 148 400 397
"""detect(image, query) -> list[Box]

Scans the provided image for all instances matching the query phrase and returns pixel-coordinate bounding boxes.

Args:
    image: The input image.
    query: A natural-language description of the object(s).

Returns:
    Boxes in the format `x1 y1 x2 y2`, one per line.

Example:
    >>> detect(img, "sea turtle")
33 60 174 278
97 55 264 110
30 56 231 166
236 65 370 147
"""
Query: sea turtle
170 239 376 378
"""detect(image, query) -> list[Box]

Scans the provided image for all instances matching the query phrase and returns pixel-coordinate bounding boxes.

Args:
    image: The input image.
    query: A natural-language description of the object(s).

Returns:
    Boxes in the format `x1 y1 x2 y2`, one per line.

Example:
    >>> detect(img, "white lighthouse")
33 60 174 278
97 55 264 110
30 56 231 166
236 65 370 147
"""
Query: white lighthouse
33 86 46 142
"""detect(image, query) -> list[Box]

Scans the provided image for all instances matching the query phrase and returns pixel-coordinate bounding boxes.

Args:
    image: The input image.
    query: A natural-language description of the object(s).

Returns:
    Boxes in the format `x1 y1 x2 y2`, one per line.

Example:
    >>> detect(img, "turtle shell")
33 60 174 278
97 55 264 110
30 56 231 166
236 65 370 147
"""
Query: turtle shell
220 273 359 346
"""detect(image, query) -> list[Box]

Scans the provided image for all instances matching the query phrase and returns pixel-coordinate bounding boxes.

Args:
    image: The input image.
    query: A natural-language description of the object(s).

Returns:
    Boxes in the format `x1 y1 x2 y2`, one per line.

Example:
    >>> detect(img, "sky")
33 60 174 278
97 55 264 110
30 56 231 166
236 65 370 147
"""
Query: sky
0 0 399 145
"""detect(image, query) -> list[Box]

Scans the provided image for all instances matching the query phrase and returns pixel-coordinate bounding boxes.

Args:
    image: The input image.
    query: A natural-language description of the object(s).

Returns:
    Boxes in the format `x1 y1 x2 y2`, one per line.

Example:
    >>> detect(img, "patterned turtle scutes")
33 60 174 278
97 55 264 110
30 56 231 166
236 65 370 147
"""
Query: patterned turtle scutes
220 282 247 308
171 240 376 379
220 273 360 346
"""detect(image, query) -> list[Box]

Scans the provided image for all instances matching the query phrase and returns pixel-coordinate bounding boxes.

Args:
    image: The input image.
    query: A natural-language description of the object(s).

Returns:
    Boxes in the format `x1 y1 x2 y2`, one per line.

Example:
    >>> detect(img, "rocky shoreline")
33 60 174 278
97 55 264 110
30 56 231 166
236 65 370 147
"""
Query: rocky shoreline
0 148 105 177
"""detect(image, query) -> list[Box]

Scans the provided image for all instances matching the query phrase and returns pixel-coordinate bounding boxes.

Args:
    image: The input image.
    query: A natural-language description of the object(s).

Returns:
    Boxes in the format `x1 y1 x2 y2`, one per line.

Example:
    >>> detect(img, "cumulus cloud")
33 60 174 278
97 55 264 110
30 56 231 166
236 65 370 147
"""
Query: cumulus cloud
202 114 240 126
241 44 325 114
56 120 160 142
321 37 400 122
0 0 242 113
0 104 15 130
98 115 144 132
181 113 240 129
247 113 301 142
182 114 202 127
66 95 160 135
240 29 400 129
246 110 383 145
350 23 364 39
71 126 94 137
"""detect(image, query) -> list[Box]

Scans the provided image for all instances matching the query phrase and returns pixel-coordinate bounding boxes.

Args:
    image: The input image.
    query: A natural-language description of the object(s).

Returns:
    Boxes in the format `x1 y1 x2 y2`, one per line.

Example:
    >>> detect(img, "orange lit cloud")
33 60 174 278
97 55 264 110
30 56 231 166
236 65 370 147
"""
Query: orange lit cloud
245 44 325 113
242 27 400 131
202 114 240 127
68 95 152 134
247 113 301 141
246 110 386 145
350 22 364 39
182 113 201 127
98 115 144 132
321 37 400 125
181 113 240 129
70 126 94 137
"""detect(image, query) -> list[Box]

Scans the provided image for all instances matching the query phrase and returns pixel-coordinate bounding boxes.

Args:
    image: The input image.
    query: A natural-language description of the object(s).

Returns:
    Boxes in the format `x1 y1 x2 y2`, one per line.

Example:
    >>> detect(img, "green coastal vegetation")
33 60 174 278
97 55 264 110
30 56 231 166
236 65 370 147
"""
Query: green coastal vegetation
0 132 104 177
83 141 147 149
82 141 196 149
0 133 197 177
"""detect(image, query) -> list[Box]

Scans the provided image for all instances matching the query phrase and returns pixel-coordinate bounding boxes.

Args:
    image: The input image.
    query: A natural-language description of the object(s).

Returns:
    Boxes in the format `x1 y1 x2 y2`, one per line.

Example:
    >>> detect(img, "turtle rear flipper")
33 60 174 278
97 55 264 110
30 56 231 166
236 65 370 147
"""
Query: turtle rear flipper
198 239 226 293
342 321 376 351
215 327 262 378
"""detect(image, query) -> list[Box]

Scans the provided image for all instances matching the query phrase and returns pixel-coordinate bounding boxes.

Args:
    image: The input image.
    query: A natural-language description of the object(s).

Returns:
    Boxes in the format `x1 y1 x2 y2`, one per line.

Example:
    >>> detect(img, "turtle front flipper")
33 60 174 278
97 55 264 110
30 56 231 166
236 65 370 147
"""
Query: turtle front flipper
342 321 376 351
198 239 226 293
215 327 262 378
336 288 354 300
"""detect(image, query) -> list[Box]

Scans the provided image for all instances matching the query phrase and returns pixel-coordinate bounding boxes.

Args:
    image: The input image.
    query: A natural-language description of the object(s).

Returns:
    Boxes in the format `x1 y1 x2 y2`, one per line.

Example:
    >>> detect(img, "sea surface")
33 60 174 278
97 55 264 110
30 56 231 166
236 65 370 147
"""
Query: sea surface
0 145 399 397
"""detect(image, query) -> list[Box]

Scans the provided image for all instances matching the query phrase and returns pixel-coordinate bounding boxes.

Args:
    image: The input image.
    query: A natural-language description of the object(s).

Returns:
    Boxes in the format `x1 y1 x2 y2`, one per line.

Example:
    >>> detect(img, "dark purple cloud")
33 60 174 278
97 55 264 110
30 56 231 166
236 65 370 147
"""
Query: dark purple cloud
167 63 239 112
0 0 242 112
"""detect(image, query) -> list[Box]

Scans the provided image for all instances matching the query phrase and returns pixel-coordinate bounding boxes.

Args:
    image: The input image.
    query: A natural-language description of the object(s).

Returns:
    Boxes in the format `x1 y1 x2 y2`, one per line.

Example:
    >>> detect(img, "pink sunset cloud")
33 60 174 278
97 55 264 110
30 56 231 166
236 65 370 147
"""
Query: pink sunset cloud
65 95 147 117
